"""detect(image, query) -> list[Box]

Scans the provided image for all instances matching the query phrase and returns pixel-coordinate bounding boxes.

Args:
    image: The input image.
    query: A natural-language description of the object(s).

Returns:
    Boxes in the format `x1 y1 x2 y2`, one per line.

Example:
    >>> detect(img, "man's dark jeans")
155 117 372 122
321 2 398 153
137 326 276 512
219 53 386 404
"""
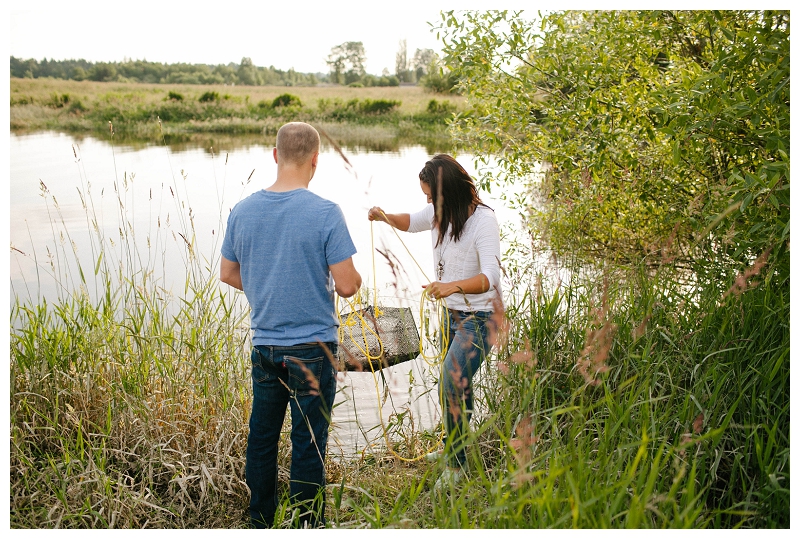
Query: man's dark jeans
245 342 337 528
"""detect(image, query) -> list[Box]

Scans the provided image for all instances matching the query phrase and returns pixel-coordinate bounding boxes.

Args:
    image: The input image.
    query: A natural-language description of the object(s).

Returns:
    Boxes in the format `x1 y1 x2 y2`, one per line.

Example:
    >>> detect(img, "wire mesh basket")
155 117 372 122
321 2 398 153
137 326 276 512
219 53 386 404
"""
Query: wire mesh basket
337 305 420 371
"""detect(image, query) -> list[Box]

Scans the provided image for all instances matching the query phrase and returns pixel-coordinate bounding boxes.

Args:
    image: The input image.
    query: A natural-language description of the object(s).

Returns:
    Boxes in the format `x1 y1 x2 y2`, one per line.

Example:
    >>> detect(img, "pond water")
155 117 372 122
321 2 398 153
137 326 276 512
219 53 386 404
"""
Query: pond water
9 130 530 457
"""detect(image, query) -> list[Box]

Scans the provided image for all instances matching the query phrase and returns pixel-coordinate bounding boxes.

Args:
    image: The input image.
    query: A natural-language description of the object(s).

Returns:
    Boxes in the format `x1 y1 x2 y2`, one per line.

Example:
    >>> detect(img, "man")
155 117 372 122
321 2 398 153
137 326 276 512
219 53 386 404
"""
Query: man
220 122 362 528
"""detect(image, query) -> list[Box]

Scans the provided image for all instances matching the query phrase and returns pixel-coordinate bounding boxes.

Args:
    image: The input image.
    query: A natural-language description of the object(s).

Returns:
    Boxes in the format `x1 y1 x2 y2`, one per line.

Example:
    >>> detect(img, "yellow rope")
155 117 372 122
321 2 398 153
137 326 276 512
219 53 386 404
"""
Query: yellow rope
335 217 449 462
374 210 449 364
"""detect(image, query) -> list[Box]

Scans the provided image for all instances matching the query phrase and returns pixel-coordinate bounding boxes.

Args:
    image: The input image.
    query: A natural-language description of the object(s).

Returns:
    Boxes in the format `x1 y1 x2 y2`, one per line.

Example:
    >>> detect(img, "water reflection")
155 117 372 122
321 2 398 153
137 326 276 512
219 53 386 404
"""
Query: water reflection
11 123 456 156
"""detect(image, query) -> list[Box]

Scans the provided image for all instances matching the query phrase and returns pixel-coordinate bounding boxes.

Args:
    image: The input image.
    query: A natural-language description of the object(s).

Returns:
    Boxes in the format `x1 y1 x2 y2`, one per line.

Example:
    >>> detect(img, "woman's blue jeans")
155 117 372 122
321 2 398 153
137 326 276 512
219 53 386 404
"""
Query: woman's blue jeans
439 310 494 469
245 342 337 528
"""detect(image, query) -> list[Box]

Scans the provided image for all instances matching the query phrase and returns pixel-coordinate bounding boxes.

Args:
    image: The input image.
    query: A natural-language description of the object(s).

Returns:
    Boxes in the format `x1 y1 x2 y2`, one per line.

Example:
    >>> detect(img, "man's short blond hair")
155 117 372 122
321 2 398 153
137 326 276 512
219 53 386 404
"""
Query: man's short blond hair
276 122 320 165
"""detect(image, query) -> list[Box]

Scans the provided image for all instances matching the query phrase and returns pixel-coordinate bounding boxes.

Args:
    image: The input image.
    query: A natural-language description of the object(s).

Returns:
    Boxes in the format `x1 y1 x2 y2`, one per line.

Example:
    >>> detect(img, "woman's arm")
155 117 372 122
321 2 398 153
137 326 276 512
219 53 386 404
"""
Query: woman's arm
473 210 503 292
423 273 489 300
424 210 502 300
367 206 410 231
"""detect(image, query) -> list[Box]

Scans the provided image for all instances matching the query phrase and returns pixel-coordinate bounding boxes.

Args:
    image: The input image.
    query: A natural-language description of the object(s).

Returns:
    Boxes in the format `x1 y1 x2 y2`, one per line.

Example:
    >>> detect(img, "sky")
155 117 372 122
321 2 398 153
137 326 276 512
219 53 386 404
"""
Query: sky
8 1 785 76
7 1 457 75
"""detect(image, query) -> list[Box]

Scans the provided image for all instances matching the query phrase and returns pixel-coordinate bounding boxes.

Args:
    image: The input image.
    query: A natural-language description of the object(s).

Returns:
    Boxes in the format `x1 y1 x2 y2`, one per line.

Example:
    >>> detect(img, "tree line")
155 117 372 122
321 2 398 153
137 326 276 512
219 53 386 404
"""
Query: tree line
9 56 321 86
10 40 459 92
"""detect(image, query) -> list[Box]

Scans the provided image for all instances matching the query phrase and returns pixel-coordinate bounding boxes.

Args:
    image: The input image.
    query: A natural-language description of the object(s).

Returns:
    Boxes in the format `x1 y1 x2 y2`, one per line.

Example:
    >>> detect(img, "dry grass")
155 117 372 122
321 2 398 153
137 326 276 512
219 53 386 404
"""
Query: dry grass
10 78 464 115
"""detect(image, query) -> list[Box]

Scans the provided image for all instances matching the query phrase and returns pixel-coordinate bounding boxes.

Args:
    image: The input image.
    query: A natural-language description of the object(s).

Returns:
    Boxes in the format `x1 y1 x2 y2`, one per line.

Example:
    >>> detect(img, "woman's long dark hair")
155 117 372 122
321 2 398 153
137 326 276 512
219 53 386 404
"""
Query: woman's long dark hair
419 154 486 247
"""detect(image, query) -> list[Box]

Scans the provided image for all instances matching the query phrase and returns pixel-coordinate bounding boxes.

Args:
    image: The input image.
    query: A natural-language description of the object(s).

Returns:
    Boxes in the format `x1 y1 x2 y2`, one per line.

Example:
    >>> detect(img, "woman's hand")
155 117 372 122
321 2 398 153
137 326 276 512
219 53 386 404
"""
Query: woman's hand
367 206 386 222
423 281 459 300
368 208 410 231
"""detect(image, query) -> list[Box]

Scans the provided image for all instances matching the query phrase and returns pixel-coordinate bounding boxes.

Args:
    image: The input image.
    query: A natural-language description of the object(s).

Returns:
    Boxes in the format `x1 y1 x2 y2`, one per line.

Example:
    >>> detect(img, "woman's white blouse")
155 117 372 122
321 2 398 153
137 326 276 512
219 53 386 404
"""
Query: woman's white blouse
408 203 503 312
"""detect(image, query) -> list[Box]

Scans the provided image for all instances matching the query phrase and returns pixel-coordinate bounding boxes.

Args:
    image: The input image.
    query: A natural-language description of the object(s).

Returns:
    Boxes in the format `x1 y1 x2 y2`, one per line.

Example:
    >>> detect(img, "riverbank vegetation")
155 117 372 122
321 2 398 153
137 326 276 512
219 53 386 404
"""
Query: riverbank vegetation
437 9 789 526
9 9 789 529
10 78 463 148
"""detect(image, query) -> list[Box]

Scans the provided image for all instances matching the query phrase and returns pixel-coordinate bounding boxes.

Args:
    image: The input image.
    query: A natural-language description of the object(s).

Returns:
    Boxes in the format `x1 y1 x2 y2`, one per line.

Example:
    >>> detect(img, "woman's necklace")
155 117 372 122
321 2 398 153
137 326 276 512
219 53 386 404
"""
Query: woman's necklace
436 234 452 281
436 207 475 281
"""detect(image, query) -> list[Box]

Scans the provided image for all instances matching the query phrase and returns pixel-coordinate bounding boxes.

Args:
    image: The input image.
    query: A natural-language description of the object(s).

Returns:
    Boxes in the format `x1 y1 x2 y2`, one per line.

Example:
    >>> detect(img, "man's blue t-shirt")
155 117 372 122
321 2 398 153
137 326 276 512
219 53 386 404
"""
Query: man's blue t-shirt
221 188 357 346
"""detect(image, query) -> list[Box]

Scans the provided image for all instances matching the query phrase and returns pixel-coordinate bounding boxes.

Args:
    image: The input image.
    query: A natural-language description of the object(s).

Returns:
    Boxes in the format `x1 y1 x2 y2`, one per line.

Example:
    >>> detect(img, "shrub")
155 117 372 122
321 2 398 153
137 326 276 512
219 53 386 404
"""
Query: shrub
359 99 400 115
347 82 364 88
11 95 35 105
48 93 70 108
421 69 460 94
361 74 400 87
316 97 343 114
67 99 88 115
378 75 399 87
167 91 184 101
426 99 456 115
271 93 302 107
198 91 220 103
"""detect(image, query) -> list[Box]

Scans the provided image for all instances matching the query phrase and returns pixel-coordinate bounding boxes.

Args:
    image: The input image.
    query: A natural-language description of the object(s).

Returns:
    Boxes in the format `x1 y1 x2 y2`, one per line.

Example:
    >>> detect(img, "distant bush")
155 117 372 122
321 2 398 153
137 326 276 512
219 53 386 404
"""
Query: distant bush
11 95 35 105
167 91 184 101
198 91 220 103
347 82 364 88
67 99 88 115
359 99 400 115
48 93 70 108
256 99 271 110
360 74 400 87
272 93 302 107
316 98 341 114
421 69 460 94
426 99 457 115
316 97 400 118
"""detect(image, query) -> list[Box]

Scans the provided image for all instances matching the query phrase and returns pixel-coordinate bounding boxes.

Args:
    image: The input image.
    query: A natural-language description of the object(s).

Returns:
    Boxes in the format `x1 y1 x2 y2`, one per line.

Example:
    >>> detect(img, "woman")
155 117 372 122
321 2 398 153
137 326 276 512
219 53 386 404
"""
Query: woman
367 154 503 491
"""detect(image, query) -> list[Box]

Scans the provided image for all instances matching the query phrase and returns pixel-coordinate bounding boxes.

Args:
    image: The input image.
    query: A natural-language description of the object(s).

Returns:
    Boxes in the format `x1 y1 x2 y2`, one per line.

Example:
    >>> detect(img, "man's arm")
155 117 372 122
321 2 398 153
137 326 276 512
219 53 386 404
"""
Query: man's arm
220 256 243 291
330 257 362 298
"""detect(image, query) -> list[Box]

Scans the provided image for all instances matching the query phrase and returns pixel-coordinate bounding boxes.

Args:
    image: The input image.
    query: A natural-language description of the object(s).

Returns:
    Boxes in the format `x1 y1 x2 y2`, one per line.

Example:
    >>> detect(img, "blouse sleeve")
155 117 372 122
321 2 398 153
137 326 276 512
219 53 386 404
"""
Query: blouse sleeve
407 203 435 233
475 210 503 292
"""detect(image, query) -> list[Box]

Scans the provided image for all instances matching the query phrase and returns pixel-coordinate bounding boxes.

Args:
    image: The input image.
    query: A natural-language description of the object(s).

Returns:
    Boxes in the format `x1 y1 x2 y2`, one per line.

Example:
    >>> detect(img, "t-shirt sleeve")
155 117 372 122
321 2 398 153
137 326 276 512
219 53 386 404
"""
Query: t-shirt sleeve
407 203 435 233
325 204 358 266
220 209 238 263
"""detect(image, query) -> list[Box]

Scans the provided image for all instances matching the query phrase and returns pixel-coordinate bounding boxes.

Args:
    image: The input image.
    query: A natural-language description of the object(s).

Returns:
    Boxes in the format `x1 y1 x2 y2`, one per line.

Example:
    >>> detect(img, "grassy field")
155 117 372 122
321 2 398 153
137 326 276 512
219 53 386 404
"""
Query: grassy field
8 137 789 528
10 78 463 149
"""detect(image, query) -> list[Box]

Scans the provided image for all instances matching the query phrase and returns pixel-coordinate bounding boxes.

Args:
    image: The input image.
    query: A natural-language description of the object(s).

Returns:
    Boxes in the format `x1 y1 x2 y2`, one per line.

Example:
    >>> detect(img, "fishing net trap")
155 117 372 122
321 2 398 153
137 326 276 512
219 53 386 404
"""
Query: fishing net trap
337 304 421 371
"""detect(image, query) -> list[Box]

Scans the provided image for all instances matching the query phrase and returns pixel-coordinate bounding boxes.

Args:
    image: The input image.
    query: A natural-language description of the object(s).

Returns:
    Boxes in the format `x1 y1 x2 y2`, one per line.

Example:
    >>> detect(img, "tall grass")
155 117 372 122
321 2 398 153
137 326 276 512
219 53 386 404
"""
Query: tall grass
10 129 254 527
9 128 788 528
315 257 788 529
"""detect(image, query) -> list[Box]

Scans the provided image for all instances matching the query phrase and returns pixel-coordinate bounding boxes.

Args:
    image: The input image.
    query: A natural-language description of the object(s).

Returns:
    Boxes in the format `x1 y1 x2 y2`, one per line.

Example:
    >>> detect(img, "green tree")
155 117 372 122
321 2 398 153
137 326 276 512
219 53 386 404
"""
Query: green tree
395 39 414 83
326 41 367 85
237 57 260 86
213 63 238 84
412 48 436 81
88 62 117 82
438 10 789 281
419 55 458 94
